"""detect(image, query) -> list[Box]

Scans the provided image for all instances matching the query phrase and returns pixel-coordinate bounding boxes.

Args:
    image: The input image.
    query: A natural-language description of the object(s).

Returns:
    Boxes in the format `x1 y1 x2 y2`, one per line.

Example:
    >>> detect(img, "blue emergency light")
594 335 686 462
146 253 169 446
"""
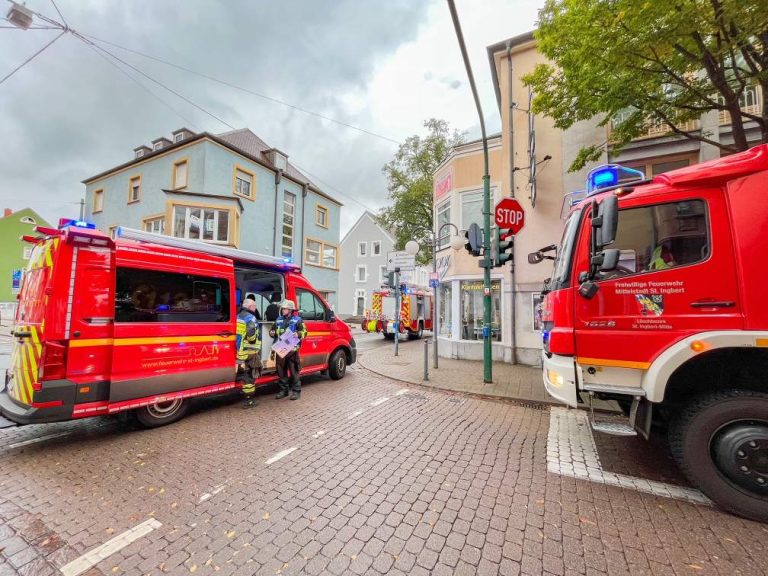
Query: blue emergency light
586 164 645 194
282 257 293 264
59 218 96 230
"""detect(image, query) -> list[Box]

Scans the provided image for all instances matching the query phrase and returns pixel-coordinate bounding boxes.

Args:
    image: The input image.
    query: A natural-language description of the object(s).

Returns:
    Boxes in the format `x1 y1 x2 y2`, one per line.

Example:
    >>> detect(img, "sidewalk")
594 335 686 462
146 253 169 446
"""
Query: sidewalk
358 339 619 411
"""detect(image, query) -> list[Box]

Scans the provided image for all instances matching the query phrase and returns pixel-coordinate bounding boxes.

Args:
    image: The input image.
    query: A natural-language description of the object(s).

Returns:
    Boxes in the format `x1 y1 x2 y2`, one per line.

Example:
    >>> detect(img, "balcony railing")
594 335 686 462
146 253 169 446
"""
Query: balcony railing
719 85 763 125
610 110 699 140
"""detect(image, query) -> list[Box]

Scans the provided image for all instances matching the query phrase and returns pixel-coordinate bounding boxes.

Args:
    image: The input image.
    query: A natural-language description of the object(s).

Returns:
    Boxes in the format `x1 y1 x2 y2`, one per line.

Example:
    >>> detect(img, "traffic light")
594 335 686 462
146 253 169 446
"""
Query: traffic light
494 228 514 267
463 223 482 256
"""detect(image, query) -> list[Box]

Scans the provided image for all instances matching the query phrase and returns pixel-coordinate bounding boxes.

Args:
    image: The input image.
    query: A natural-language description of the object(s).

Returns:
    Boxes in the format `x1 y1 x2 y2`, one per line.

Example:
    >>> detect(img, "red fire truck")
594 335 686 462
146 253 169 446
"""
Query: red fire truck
362 285 433 340
1 222 356 428
529 144 768 520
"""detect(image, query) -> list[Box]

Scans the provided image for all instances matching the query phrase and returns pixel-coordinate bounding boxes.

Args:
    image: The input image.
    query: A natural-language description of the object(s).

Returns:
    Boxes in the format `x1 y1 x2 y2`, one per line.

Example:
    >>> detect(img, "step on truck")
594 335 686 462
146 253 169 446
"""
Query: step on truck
529 145 768 521
1 221 356 428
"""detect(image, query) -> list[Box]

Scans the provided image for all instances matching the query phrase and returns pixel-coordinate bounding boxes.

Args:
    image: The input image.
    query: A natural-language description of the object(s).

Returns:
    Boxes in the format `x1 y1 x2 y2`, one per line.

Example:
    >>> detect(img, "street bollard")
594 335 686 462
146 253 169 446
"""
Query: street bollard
424 338 429 381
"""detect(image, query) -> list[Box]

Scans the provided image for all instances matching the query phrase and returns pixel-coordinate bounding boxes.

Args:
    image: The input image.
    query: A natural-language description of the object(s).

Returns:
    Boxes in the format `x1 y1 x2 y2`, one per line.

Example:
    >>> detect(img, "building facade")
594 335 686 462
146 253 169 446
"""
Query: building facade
0 208 50 316
338 211 429 317
83 128 341 307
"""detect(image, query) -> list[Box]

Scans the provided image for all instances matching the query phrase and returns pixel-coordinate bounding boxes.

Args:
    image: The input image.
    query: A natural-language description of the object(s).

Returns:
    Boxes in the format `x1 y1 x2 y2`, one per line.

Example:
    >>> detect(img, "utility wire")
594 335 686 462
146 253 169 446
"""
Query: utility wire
0 29 65 86
80 32 401 146
289 160 381 215
49 0 67 28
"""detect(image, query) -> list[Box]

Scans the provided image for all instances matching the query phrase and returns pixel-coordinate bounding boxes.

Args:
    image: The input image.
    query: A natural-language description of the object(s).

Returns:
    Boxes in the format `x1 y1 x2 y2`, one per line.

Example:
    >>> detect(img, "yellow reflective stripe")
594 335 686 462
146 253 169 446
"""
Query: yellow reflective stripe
69 335 236 348
310 331 331 337
30 326 41 356
577 357 651 370
13 367 25 404
24 344 38 384
44 245 53 267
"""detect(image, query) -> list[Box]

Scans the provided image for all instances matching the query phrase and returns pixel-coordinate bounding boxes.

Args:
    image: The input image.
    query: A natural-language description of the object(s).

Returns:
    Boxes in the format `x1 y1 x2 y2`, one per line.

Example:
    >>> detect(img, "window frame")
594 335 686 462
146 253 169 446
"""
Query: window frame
356 265 367 283
304 237 339 270
295 287 329 321
169 202 237 245
172 158 189 190
233 164 256 201
128 175 142 204
316 204 329 229
379 265 388 283
142 214 166 235
436 200 451 249
358 241 367 257
372 241 381 256
460 190 483 230
282 191 296 258
92 188 104 214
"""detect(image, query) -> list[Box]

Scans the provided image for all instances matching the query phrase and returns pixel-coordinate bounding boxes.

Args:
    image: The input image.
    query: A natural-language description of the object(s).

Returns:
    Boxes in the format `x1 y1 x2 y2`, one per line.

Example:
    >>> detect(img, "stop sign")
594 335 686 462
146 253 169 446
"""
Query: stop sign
494 198 525 234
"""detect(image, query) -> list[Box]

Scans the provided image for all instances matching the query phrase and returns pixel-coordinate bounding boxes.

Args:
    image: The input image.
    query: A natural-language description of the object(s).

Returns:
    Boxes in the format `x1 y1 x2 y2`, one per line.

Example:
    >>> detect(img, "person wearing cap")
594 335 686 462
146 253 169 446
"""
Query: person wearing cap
269 299 307 400
236 298 262 408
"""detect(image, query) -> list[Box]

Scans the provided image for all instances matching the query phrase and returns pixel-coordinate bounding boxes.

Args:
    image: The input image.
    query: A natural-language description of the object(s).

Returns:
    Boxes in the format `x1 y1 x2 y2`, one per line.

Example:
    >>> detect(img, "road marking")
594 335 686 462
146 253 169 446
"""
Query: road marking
7 431 71 449
265 446 298 465
547 407 711 506
370 397 389 407
394 389 409 396
60 518 162 576
312 430 325 438
347 410 364 420
198 482 227 503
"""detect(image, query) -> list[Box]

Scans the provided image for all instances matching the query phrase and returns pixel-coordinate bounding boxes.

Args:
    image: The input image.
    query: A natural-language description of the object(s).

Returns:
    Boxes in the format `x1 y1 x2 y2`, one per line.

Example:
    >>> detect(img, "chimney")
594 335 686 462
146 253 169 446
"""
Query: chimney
3 208 12 218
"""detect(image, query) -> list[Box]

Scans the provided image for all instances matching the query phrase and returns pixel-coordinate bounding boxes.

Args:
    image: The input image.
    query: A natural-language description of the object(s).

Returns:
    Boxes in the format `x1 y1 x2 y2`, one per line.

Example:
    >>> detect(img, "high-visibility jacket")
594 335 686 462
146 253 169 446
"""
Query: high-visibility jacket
274 313 307 351
236 309 261 362
649 245 674 271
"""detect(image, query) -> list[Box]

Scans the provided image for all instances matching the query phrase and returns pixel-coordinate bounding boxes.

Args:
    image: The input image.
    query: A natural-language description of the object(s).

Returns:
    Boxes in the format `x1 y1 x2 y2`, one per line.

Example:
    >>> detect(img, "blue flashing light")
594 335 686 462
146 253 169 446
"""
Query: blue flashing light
282 257 293 264
59 218 96 230
586 164 646 195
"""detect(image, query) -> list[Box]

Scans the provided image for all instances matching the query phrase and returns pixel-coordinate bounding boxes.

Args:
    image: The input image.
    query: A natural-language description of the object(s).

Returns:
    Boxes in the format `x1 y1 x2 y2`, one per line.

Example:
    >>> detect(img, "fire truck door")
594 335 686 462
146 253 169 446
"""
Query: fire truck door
294 288 332 368
573 192 742 380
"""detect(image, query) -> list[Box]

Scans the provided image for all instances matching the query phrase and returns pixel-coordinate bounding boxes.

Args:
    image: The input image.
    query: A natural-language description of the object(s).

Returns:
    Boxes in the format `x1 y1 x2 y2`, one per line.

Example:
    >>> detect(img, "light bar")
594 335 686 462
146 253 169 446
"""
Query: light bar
59 218 96 230
117 227 300 270
586 164 645 194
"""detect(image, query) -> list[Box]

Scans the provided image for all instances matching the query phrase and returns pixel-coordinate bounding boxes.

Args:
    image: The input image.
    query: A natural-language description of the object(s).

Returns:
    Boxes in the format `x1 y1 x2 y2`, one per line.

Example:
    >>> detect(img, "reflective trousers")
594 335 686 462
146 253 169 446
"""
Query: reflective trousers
276 351 301 393
237 354 262 395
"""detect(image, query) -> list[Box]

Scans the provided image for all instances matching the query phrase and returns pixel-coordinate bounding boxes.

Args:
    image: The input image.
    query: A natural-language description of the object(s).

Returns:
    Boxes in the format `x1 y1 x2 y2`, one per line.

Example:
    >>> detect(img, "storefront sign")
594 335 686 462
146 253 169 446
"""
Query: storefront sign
436 254 451 280
461 281 501 292
434 170 453 200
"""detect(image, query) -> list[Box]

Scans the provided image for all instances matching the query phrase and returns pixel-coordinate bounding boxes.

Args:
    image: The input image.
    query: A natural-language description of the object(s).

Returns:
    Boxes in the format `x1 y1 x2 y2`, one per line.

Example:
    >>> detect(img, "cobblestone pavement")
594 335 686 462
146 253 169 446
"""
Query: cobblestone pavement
0 363 766 575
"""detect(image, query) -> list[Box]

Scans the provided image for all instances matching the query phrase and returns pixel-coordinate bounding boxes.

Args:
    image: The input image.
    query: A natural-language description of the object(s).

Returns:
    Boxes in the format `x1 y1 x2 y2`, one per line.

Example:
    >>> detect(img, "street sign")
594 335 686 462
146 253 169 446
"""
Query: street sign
429 279 439 289
11 270 22 295
494 198 525 234
386 250 415 271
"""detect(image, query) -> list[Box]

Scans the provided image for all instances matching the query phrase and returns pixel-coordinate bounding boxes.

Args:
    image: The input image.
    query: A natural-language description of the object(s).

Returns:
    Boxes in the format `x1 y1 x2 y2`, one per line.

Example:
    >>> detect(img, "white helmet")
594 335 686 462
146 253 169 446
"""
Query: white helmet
279 299 296 311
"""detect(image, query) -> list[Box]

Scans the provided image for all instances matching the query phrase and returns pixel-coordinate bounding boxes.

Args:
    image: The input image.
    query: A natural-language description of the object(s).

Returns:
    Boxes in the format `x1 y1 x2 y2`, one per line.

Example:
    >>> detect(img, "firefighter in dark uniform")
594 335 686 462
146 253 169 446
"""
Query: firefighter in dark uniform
270 299 307 400
236 298 261 408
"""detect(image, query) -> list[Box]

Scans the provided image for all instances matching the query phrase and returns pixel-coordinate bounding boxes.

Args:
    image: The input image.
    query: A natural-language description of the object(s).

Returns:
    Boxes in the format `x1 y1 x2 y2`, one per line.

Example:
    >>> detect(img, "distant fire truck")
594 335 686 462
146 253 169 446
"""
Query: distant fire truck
529 144 768 521
363 285 433 340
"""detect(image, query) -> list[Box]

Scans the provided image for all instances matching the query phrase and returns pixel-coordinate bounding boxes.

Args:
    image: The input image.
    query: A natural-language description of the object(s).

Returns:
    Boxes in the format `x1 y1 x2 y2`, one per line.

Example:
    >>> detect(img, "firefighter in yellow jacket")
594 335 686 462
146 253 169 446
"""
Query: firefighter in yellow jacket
236 298 261 408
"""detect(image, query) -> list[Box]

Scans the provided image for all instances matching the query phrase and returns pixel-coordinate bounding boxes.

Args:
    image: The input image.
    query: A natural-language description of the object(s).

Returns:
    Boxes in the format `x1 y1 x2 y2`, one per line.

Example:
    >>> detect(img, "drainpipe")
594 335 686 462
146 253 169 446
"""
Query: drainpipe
300 183 309 267
272 169 283 256
507 41 518 365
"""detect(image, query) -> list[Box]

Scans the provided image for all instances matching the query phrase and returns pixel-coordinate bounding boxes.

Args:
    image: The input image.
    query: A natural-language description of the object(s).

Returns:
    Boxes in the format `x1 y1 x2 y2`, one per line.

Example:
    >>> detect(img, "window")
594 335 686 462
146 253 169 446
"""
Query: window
22 247 32 260
174 133 184 143
153 142 163 151
108 225 118 240
115 267 230 323
173 159 188 189
379 265 388 283
128 175 141 203
92 189 104 213
143 216 165 234
598 200 709 279
305 239 337 269
296 288 328 321
136 149 145 158
282 192 295 258
438 282 452 336
355 289 366 316
316 205 329 228
436 201 451 249
19 216 36 225
461 191 483 230
372 241 381 256
460 280 501 341
234 166 254 199
356 265 367 283
358 242 367 257
172 205 231 243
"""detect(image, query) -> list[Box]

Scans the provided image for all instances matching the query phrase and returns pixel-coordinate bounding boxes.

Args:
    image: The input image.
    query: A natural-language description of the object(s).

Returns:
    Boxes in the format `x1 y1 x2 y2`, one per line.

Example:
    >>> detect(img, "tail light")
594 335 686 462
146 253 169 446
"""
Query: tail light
39 341 67 381
376 320 383 332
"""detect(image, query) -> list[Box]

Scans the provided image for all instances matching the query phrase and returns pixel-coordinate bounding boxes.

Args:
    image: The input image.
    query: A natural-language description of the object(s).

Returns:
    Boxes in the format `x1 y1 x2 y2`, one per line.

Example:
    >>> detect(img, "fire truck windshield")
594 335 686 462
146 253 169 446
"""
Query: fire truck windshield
550 208 583 291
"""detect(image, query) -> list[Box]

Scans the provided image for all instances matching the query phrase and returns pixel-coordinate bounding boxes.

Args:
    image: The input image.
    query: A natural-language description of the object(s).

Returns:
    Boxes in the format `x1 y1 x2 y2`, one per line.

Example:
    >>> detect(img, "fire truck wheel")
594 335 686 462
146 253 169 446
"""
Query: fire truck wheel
135 398 190 428
328 349 347 380
384 333 394 341
408 323 424 340
669 390 768 522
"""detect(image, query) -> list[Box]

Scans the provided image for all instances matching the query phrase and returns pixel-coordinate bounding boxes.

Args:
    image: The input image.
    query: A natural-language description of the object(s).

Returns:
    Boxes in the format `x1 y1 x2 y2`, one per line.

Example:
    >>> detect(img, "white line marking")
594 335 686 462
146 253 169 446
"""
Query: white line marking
265 446 298 465
8 431 71 449
199 493 212 503
394 389 409 396
198 482 227 503
347 410 364 420
312 430 325 438
547 407 711 505
60 518 162 576
370 397 390 407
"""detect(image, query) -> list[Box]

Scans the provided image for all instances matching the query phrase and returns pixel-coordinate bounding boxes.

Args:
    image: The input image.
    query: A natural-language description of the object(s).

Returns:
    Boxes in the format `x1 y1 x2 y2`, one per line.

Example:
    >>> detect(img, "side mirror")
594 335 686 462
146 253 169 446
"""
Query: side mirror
600 248 620 271
327 311 336 322
528 251 544 264
597 195 618 247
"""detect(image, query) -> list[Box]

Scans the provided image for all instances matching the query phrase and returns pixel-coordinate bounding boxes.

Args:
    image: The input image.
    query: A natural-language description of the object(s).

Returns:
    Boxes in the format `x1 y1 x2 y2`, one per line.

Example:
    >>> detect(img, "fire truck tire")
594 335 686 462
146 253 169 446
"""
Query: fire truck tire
408 323 424 340
669 390 768 522
135 398 190 428
384 333 394 340
328 349 347 380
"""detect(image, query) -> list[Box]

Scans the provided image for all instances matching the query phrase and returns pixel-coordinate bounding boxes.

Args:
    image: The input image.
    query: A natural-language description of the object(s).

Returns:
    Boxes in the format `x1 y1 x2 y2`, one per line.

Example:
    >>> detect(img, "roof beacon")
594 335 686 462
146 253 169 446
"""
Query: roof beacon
58 218 96 230
586 164 645 195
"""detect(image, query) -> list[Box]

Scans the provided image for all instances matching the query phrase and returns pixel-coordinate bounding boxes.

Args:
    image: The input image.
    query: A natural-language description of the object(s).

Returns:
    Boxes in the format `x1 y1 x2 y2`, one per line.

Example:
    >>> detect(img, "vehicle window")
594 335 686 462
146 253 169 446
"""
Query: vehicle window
296 288 327 321
600 200 708 280
115 267 230 323
550 209 582 290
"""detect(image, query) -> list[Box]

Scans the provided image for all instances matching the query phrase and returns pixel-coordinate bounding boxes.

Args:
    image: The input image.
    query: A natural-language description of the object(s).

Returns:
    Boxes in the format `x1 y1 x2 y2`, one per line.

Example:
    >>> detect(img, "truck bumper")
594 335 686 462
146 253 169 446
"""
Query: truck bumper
542 352 579 408
0 379 74 425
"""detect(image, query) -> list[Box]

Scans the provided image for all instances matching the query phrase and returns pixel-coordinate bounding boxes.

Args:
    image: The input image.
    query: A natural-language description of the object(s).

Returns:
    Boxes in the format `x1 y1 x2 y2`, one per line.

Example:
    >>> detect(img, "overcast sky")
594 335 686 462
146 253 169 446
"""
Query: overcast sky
0 0 541 234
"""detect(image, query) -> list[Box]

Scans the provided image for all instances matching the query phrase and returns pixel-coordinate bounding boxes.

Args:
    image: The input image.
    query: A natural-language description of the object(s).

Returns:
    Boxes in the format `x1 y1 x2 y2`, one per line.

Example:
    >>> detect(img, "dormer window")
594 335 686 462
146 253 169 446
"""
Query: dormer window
136 149 145 158
20 216 36 225
275 153 287 171
153 142 163 151
174 133 184 143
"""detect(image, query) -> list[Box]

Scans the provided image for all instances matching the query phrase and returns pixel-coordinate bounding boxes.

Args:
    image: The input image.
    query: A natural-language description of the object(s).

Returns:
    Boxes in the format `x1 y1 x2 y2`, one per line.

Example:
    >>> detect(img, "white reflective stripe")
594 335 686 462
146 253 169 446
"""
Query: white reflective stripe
64 247 78 339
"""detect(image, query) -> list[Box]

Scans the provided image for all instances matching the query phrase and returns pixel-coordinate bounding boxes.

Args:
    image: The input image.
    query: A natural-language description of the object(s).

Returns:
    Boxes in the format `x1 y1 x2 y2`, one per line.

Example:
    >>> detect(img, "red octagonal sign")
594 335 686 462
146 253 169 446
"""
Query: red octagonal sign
494 198 525 234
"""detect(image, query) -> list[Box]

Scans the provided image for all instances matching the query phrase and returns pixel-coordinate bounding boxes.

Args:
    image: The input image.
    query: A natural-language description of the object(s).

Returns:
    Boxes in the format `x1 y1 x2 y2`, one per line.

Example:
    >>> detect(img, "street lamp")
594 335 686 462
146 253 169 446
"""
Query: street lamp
6 2 34 30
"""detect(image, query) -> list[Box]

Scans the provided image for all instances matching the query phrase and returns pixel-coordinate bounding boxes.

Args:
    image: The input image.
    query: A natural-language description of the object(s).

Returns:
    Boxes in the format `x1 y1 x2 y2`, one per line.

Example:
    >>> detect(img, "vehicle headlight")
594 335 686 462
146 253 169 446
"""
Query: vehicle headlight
547 369 564 388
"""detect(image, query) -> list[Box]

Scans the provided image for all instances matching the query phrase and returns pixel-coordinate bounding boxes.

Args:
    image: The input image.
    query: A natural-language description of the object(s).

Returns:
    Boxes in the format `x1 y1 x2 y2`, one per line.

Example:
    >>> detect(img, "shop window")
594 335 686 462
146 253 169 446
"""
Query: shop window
460 280 501 341
438 282 452 336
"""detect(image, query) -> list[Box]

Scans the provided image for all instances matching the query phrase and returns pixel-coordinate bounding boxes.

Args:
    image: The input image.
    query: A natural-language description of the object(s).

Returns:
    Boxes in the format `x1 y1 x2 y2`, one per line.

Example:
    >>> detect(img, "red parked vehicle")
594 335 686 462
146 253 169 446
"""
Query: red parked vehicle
362 285 433 340
1 222 356 428
529 144 768 520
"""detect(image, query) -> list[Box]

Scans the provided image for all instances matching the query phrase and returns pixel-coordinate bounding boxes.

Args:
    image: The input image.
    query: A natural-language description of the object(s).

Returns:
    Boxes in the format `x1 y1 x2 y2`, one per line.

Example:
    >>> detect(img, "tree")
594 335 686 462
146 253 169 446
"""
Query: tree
523 0 768 171
377 119 464 265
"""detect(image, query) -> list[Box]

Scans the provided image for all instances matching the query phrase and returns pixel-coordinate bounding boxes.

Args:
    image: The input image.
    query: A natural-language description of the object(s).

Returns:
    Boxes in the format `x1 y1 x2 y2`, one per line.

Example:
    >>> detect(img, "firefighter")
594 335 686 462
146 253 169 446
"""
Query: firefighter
649 240 676 270
269 299 307 400
236 298 262 408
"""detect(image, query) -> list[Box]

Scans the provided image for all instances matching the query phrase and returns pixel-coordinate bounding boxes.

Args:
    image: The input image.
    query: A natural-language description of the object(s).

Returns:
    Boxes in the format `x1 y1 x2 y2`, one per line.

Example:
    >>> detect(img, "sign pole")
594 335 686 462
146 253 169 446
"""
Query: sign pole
432 236 439 369
394 267 400 357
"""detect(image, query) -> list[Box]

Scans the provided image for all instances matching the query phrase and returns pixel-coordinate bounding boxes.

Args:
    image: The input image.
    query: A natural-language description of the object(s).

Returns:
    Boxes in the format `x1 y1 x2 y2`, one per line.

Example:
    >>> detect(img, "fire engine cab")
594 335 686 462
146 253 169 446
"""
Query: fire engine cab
529 144 768 521
363 285 433 340
1 222 356 428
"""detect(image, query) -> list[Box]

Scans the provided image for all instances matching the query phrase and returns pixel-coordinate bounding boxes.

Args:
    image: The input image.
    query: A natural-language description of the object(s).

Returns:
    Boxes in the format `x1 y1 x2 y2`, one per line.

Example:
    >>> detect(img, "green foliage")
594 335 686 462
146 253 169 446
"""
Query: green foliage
523 0 768 171
376 119 464 265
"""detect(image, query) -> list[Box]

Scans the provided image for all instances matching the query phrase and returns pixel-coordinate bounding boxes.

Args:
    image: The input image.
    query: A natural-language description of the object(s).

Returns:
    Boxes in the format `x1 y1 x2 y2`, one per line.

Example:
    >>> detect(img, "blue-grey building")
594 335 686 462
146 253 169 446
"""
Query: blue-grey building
83 128 341 307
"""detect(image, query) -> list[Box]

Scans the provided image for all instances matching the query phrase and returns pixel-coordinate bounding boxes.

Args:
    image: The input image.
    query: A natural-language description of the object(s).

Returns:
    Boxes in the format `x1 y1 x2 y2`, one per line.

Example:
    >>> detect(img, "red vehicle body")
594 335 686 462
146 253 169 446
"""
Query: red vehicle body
1 224 356 428
362 286 433 340
532 144 768 520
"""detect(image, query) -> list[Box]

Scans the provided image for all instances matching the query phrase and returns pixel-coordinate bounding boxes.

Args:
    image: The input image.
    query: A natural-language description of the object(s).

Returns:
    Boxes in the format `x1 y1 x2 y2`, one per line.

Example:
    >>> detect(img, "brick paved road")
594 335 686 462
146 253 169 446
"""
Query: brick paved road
0 363 766 575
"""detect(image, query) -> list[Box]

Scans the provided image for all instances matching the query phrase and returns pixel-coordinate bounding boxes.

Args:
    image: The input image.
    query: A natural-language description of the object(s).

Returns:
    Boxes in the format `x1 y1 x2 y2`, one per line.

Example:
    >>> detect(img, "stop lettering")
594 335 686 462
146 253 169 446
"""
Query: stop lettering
494 198 525 234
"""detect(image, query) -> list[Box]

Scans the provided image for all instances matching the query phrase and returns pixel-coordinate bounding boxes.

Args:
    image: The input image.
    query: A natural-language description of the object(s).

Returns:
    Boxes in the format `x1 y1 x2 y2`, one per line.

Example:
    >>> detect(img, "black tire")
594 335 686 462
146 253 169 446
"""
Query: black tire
669 390 768 521
408 323 424 340
135 398 190 428
328 349 348 380
383 333 394 341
